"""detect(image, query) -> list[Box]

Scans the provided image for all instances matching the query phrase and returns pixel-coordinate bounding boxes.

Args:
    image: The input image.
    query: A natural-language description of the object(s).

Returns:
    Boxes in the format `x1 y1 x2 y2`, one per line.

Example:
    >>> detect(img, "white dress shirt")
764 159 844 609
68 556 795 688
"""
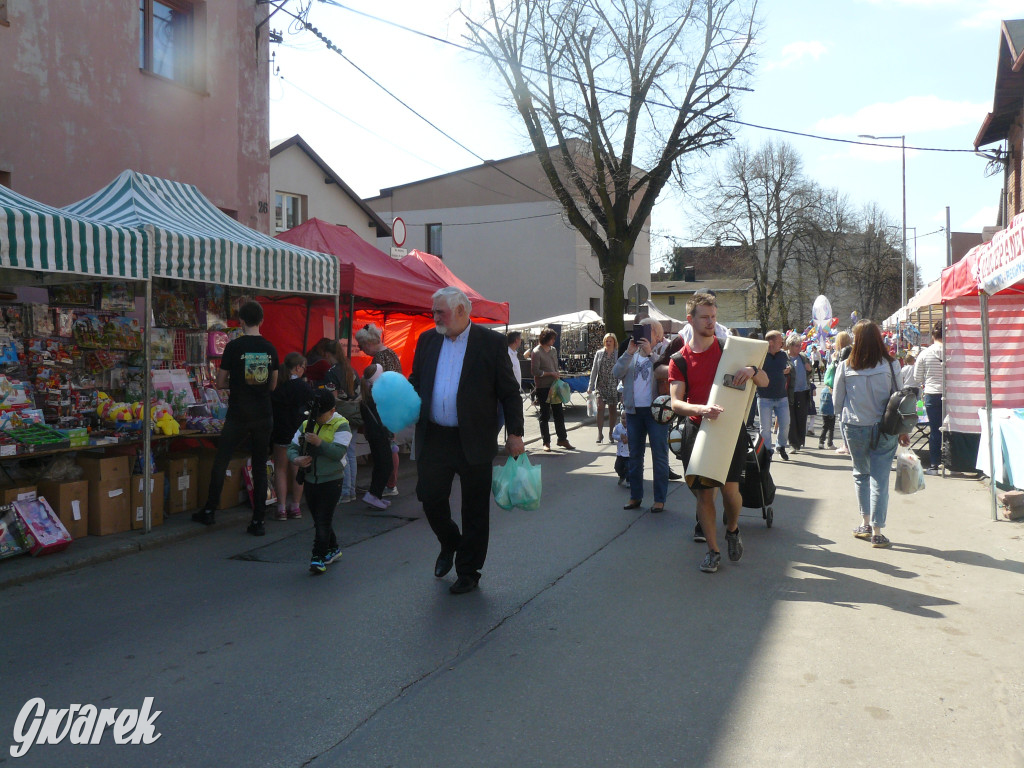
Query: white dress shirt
508 345 522 389
430 323 471 426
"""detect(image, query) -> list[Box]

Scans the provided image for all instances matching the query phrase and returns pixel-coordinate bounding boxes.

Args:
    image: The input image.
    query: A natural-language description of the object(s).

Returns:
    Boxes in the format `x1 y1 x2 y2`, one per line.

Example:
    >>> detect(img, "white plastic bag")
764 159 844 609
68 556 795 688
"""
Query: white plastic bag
894 446 925 495
586 392 598 418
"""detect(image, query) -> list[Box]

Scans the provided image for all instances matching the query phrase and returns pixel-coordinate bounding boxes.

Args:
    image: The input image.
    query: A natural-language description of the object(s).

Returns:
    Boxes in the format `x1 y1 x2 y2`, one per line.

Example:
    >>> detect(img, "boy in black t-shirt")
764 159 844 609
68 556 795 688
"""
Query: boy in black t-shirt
192 302 280 535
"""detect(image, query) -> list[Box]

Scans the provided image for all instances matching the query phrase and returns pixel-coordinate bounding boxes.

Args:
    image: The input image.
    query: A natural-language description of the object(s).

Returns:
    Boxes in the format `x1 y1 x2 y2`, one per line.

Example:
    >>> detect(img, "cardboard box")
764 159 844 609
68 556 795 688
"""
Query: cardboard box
37 479 89 539
130 472 164 529
77 454 131 483
197 450 247 511
86 477 130 536
0 484 37 505
160 453 199 514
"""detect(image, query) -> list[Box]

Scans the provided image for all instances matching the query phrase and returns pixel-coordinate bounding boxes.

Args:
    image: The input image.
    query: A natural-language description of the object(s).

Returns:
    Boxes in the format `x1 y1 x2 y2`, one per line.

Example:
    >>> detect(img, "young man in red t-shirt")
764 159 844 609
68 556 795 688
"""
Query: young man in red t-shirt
668 293 767 573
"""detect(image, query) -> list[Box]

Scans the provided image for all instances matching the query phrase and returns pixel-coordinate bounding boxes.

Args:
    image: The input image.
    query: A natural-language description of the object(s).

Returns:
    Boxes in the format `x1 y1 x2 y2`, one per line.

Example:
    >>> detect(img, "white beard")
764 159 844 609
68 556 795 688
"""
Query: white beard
434 324 447 336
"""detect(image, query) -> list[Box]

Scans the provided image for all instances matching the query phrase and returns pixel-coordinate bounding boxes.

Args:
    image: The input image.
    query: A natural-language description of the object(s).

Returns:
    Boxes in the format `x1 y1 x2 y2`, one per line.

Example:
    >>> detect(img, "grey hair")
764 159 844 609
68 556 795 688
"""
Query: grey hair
785 334 803 347
355 323 383 345
433 286 472 314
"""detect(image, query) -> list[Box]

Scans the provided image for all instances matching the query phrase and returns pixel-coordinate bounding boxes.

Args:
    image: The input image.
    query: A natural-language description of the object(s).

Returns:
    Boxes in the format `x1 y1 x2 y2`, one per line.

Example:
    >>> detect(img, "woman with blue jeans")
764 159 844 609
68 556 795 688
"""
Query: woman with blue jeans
612 319 669 513
833 320 911 548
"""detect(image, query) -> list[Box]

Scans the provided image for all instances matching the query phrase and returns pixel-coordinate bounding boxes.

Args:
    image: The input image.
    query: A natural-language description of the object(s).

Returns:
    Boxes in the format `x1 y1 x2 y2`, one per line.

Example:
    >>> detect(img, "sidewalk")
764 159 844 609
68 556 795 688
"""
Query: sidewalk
0 399 595 590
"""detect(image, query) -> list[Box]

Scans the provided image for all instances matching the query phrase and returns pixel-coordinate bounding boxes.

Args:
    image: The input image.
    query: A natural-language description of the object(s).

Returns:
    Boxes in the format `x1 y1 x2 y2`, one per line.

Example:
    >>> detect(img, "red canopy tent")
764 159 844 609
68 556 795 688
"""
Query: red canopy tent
399 249 509 324
937 212 1024 515
258 221 508 375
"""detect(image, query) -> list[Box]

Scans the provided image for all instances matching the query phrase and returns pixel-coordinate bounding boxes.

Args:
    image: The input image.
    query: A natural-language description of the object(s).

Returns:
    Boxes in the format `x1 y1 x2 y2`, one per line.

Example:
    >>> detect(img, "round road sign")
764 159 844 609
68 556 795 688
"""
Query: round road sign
392 217 407 248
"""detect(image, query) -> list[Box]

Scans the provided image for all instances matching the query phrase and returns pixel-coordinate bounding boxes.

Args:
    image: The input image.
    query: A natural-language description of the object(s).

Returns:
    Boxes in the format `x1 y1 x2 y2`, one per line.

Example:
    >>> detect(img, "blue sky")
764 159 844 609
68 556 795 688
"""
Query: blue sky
269 0 1019 294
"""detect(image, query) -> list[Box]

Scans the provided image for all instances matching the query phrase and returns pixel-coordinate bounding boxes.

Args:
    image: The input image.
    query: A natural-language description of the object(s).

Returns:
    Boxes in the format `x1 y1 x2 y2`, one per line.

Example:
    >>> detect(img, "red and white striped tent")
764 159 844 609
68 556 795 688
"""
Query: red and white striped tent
940 211 1024 434
939 211 1024 517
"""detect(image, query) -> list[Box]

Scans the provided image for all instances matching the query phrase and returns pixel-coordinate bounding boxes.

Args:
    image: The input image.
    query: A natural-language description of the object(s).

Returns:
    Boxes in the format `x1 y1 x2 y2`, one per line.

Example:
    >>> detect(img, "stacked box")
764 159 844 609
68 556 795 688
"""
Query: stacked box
130 472 165 529
0 485 37 505
36 480 89 539
76 454 131 536
160 453 199 514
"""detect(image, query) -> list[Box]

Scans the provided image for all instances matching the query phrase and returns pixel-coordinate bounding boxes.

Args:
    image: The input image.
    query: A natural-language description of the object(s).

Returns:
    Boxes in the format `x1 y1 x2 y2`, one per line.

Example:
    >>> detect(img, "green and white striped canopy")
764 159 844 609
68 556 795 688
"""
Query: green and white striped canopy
1 184 148 279
65 171 338 296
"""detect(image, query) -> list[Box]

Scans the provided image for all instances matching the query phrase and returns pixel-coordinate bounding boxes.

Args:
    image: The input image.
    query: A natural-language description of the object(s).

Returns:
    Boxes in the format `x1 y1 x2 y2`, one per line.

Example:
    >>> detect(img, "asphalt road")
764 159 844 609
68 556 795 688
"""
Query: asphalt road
1 437 1022 768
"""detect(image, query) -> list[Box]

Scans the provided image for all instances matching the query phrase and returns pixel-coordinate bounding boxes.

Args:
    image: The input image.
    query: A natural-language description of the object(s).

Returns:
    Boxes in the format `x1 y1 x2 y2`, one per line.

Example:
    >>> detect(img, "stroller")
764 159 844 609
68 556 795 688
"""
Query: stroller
740 427 776 528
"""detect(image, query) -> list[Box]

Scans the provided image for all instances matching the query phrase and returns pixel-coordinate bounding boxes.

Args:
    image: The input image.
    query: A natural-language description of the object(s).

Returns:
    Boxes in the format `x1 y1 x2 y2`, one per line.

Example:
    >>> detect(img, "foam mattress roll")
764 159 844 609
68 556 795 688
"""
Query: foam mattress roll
684 335 769 488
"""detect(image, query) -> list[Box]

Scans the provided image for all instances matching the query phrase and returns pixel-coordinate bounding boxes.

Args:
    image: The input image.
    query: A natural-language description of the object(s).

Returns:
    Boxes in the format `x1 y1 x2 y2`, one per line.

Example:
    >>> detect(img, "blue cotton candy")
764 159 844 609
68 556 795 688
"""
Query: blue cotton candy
373 371 422 433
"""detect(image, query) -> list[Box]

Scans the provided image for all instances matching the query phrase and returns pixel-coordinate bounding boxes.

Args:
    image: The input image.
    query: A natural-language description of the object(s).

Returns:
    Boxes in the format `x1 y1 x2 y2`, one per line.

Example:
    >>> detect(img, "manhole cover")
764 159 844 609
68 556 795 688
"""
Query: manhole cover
231 512 418 563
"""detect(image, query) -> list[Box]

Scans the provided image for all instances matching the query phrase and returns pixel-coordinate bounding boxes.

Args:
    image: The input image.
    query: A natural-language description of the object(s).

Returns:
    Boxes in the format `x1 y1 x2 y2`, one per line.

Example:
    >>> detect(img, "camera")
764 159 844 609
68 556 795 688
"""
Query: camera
295 393 327 486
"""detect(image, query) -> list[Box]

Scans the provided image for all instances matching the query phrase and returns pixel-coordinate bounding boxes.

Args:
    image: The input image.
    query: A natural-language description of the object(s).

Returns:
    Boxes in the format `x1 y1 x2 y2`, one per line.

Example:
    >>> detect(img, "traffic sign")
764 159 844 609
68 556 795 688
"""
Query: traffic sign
392 217 406 248
390 246 407 260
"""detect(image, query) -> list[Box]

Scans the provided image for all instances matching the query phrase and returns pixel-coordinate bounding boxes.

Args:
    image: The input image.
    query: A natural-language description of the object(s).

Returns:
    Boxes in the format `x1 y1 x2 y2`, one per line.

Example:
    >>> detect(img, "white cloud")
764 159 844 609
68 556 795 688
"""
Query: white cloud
763 41 828 71
813 95 990 137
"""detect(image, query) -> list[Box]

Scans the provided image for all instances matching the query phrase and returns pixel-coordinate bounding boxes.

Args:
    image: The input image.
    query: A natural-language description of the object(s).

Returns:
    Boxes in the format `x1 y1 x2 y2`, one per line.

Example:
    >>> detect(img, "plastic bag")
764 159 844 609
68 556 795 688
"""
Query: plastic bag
894 446 925 495
492 457 516 510
491 454 542 511
586 392 598 418
548 379 571 405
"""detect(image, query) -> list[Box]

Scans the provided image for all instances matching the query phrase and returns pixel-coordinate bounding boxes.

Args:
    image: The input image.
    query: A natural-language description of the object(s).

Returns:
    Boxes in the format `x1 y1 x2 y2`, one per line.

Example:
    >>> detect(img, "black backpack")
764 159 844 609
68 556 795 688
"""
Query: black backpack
879 361 919 437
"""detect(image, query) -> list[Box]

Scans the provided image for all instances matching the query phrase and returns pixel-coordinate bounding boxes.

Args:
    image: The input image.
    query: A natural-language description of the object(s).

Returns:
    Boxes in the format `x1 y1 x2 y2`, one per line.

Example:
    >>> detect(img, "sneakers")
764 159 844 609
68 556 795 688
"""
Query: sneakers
191 509 215 526
871 534 891 548
309 556 326 575
324 546 343 565
363 492 390 510
275 508 288 521
777 446 789 461
617 476 627 486
287 505 302 519
699 550 722 573
818 441 825 449
725 527 744 562
835 446 849 455
247 520 266 536
693 523 706 543
853 524 872 539
340 493 356 503
924 468 939 476
382 486 399 497
826 443 837 450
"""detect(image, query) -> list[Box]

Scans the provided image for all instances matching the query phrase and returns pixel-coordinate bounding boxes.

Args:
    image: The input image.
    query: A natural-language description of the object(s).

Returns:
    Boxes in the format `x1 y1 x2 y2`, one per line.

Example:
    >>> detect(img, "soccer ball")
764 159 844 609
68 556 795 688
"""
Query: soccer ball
651 394 675 424
668 425 685 458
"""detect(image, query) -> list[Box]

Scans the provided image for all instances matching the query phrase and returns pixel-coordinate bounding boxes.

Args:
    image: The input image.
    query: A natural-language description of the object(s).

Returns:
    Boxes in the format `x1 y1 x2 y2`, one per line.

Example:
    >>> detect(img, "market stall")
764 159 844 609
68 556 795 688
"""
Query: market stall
267 219 443 375
939 211 1024 518
63 170 338 533
1 183 151 551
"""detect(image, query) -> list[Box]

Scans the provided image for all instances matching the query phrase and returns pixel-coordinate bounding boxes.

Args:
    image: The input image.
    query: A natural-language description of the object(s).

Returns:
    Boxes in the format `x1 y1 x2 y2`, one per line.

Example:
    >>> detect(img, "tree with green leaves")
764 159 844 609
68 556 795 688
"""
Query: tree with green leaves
463 0 758 339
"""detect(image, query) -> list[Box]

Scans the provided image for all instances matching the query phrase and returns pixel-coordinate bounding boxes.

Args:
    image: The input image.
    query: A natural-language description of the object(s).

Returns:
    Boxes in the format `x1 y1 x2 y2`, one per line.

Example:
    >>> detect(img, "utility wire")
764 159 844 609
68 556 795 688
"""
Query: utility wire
318 0 979 155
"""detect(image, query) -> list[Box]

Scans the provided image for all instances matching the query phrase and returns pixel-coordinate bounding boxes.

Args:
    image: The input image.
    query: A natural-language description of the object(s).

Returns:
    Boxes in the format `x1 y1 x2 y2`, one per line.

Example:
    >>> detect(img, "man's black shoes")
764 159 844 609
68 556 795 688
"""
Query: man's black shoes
449 575 479 594
434 549 455 578
192 509 215 526
246 520 265 536
777 447 789 461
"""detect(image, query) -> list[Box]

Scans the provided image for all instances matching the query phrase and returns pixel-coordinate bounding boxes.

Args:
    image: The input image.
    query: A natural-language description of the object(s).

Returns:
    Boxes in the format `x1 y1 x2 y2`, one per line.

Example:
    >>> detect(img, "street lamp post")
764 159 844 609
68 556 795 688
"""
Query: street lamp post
859 134 907 308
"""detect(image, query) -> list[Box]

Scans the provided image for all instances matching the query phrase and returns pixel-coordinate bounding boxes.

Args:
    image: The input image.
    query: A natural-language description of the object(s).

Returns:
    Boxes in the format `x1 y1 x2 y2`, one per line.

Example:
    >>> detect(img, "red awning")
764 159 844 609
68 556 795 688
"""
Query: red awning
276 219 439 312
400 249 509 323
941 212 1024 301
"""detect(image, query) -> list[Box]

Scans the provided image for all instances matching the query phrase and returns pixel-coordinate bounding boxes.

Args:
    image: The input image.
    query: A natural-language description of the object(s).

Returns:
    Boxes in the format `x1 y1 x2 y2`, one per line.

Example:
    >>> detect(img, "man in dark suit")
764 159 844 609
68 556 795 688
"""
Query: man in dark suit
409 287 526 594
